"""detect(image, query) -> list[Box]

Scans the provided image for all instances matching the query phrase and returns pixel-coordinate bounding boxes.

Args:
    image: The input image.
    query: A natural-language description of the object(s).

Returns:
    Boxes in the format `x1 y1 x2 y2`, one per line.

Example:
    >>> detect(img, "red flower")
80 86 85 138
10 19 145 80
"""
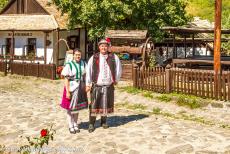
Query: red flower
106 38 111 43
40 129 48 137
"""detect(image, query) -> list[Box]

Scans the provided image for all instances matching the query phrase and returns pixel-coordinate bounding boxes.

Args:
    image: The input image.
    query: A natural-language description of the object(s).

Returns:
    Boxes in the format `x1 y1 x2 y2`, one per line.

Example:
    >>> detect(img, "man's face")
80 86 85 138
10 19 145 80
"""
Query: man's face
99 44 108 55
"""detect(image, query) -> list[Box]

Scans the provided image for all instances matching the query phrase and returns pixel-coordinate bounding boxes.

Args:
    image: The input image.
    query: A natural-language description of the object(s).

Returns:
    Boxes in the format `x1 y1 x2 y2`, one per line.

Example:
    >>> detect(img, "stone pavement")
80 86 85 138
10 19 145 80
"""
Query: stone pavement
0 75 229 154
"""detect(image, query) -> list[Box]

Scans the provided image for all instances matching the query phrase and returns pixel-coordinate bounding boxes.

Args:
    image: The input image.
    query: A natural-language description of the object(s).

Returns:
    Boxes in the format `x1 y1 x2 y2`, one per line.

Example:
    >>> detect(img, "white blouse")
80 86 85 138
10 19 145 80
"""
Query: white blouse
61 60 86 79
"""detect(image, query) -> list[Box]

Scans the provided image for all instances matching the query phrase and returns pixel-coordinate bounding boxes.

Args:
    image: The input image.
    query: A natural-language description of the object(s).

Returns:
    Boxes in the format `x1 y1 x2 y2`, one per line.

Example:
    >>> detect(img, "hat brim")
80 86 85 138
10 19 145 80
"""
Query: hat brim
98 42 109 46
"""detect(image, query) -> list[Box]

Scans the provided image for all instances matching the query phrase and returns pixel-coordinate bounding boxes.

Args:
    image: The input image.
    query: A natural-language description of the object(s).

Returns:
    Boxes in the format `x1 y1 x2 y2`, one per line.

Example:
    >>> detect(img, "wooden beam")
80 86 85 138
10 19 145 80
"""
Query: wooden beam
57 29 60 65
214 0 222 99
162 26 230 34
214 0 222 74
110 46 142 54
44 32 48 64
11 30 14 61
173 33 175 58
173 58 230 65
184 35 187 58
192 34 195 56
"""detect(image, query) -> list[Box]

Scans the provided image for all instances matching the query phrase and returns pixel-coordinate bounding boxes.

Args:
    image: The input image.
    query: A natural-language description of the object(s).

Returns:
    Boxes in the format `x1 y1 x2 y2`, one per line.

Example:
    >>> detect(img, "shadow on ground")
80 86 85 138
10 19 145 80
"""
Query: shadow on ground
79 114 148 130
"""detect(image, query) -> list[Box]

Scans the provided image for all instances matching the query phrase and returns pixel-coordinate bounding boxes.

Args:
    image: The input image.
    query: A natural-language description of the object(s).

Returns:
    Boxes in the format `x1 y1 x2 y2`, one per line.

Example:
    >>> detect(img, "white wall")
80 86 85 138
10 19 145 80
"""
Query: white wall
0 29 87 65
0 31 54 64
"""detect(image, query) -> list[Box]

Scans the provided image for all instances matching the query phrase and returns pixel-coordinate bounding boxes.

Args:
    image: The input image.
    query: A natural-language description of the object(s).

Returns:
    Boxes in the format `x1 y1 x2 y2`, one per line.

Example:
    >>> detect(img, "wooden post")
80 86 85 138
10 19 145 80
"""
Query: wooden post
133 63 138 88
165 64 172 93
214 0 222 99
37 62 39 77
4 60 7 76
57 29 60 65
52 64 56 80
166 43 169 59
173 33 176 58
11 31 14 61
192 33 195 57
184 35 186 58
44 31 48 64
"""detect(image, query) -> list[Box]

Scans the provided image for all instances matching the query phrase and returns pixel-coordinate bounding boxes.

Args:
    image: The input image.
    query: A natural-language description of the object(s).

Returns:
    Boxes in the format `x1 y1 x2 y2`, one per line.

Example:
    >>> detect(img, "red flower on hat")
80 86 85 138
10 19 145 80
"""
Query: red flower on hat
106 38 111 43
40 129 48 137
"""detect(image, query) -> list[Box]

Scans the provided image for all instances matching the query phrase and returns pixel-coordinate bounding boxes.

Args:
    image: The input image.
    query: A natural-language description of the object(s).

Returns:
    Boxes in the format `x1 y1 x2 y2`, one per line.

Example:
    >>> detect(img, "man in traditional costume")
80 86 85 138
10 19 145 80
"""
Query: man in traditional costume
86 39 122 133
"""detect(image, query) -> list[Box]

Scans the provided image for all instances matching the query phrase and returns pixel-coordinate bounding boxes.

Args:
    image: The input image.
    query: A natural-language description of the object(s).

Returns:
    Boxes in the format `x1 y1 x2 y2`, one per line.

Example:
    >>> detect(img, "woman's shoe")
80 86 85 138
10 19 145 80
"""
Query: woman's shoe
69 127 76 134
74 125 80 133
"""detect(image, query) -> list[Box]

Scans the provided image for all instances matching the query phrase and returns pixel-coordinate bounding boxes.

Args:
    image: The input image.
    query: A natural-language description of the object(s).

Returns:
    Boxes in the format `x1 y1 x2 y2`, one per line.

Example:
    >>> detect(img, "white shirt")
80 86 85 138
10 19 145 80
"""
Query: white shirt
86 53 122 86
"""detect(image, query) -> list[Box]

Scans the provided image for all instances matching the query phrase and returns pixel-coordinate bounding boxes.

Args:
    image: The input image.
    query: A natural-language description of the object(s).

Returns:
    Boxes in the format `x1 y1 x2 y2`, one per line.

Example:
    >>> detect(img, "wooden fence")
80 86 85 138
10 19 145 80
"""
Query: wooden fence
10 62 56 80
0 60 7 75
133 66 166 93
133 65 230 101
121 61 133 81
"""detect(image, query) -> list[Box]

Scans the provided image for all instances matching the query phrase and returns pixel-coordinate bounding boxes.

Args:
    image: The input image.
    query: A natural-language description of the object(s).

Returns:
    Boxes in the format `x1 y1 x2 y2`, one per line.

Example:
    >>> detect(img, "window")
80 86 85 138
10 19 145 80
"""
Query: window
27 38 36 56
67 35 79 50
2 38 13 55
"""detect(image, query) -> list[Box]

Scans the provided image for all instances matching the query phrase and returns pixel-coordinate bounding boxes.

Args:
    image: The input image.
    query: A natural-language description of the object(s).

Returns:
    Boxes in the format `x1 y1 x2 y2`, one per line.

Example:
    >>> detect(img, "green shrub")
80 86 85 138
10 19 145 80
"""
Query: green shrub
176 95 202 109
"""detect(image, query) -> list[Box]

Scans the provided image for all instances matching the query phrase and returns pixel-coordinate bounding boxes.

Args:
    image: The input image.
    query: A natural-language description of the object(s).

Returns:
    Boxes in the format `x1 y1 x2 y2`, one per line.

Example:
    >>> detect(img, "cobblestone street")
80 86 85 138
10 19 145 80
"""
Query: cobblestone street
0 75 229 154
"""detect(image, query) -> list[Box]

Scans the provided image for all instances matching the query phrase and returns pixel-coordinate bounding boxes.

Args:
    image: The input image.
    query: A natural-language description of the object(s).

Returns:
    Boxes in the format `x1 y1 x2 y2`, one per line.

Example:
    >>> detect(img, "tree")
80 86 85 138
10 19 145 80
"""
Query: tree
53 0 190 40
0 0 8 11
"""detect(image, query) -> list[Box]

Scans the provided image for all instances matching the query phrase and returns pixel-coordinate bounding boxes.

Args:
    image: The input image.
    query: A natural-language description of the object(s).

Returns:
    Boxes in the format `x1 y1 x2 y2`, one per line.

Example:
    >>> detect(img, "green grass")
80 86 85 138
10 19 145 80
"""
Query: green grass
174 93 209 109
116 102 147 111
116 101 230 129
142 91 154 99
118 86 210 109
152 107 161 115
156 94 172 102
117 86 141 95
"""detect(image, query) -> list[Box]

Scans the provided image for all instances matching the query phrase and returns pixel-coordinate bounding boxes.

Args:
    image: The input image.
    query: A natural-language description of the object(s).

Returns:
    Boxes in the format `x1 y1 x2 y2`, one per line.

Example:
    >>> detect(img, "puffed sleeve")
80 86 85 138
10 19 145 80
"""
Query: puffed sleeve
114 54 122 82
61 64 71 77
86 56 94 86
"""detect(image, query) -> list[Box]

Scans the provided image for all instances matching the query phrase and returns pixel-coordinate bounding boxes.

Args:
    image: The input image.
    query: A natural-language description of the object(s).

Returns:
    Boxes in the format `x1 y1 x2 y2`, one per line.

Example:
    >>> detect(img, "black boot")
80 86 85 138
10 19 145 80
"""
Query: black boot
88 116 96 133
101 116 109 129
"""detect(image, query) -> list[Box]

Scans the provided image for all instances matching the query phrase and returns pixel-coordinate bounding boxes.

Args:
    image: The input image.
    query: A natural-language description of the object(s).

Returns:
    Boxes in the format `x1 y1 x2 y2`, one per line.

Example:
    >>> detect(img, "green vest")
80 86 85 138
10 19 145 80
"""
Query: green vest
66 60 86 80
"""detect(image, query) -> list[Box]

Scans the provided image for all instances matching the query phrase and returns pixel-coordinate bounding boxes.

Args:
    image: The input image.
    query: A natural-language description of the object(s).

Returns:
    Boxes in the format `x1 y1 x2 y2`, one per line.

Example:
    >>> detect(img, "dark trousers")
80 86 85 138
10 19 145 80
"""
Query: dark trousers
89 116 107 125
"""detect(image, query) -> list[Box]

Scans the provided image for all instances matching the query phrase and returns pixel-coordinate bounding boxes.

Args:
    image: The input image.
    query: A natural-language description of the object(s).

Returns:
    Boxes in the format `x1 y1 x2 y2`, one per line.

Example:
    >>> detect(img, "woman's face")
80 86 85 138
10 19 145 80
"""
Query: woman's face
73 51 81 62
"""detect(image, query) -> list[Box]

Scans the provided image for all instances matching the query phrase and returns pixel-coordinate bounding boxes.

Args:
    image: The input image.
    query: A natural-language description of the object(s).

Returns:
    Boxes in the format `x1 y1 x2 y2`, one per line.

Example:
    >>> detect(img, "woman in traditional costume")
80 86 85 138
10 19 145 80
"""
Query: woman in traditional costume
60 48 88 134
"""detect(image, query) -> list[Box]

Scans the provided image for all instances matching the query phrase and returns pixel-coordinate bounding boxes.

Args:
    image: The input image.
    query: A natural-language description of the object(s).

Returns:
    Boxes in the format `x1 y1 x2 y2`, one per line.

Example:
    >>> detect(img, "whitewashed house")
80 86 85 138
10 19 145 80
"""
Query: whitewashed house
0 0 87 66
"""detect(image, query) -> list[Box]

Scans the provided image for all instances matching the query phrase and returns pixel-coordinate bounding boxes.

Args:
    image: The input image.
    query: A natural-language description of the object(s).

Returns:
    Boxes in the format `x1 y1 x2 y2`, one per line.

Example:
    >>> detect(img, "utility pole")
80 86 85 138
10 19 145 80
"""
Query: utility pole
214 0 222 98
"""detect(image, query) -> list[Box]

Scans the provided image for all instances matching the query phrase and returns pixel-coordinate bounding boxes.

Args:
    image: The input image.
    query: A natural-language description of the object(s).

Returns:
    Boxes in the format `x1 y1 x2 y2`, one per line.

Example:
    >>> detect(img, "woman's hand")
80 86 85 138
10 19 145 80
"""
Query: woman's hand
86 86 91 93
66 91 71 100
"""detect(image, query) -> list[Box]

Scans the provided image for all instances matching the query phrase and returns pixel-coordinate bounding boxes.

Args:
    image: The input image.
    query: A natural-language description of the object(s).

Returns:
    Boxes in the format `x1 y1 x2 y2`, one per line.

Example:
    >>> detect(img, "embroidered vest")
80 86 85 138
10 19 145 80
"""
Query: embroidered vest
92 52 116 83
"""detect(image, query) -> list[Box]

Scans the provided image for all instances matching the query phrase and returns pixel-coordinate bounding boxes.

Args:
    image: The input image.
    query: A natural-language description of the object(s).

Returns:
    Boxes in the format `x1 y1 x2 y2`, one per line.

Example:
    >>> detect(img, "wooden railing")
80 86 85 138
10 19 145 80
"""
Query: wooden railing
0 60 7 75
133 65 230 101
10 62 56 80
